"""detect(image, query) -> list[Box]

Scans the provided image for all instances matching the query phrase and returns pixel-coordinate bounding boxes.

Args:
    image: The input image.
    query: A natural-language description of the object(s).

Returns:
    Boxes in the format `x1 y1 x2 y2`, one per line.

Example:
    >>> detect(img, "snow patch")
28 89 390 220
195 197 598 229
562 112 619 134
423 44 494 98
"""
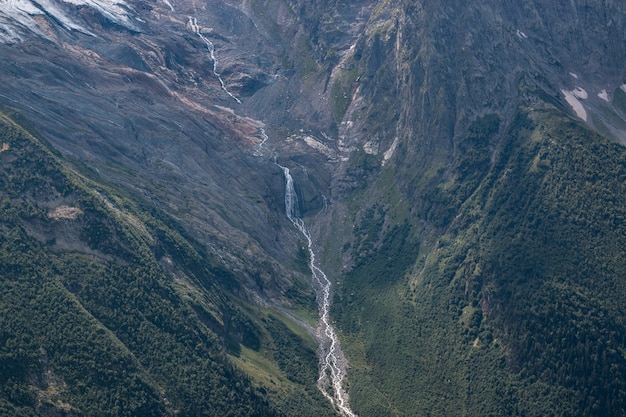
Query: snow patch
60 0 135 29
2 0 43 16
562 89 587 121
0 0 135 43
598 89 609 102
621 84 626 93
0 0 47 42
37 0 93 32
516 29 528 39
569 72 579 79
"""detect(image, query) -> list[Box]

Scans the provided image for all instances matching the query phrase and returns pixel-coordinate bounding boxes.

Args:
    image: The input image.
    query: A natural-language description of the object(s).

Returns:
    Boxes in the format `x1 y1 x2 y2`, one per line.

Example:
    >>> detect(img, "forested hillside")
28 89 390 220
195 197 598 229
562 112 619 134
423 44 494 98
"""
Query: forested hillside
327 106 626 416
0 112 333 416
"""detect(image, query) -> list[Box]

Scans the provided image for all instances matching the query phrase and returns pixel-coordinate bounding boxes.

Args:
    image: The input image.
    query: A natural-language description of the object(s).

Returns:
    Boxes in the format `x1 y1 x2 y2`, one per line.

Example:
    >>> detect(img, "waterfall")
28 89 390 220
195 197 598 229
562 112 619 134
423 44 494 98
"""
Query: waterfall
254 127 269 157
280 164 358 417
282 165 300 221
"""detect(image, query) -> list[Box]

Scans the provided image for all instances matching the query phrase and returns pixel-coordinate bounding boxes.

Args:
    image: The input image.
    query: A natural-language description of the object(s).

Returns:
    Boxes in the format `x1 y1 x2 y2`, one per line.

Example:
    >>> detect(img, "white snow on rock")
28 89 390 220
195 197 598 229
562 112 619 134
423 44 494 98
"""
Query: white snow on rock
620 84 626 93
1 0 43 17
38 0 94 32
60 0 135 28
0 0 134 43
516 29 528 39
569 72 579 79
0 0 46 42
598 89 609 102
562 89 587 121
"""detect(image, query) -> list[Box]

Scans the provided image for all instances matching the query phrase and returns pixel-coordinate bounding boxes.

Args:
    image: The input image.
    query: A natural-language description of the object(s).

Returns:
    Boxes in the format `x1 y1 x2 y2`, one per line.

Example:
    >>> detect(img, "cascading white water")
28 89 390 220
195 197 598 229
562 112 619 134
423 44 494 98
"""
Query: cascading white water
188 16 241 104
254 127 269 157
279 164 358 417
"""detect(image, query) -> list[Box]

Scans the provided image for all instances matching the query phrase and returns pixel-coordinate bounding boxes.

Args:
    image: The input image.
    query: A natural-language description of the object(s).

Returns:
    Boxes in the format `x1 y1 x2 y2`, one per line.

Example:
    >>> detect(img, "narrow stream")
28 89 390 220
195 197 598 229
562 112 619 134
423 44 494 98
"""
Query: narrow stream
188 16 241 103
182 11 355 412
278 164 358 417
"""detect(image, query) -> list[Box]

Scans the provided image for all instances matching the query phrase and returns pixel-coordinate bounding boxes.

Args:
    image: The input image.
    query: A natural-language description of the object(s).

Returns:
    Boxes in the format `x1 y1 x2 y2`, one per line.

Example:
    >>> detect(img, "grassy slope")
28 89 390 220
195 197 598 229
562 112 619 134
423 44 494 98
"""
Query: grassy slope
331 106 626 416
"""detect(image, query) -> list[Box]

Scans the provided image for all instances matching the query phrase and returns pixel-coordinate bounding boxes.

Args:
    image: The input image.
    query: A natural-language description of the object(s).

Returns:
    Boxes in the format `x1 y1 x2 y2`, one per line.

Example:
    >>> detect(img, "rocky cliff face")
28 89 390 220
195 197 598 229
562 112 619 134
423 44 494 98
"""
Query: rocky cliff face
2 0 626 416
332 0 626 181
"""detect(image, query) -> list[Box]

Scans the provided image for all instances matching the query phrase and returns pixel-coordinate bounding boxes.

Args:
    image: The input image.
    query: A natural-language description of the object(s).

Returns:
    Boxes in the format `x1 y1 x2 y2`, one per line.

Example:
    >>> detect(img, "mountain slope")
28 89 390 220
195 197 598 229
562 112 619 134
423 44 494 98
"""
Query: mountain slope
0 111 269 416
314 1 626 416
0 112 336 416
328 106 626 416
2 0 626 416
